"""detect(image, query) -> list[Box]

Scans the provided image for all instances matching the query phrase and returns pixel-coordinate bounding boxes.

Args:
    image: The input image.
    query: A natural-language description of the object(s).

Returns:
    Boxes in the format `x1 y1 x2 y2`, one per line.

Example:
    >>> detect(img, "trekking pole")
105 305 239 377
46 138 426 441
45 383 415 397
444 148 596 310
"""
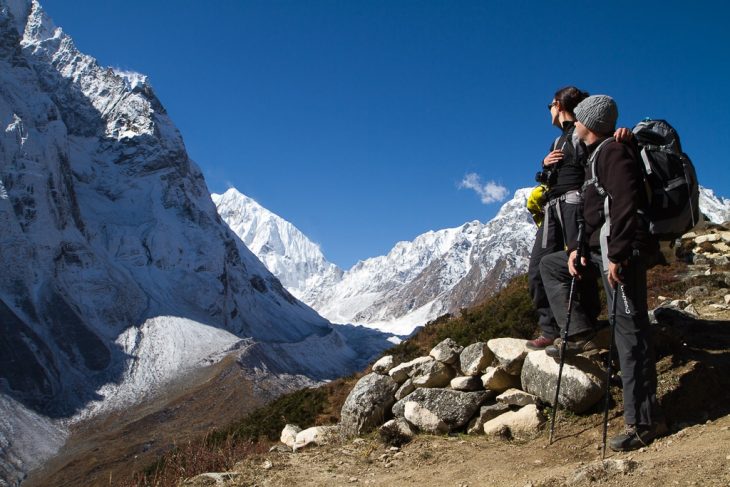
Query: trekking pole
549 222 584 445
601 281 620 459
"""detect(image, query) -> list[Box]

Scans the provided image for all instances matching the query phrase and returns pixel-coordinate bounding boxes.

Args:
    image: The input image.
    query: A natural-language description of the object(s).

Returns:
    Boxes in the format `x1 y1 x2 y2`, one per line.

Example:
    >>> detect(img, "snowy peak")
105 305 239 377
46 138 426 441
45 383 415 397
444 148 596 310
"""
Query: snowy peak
218 187 536 334
213 189 343 301
699 186 730 224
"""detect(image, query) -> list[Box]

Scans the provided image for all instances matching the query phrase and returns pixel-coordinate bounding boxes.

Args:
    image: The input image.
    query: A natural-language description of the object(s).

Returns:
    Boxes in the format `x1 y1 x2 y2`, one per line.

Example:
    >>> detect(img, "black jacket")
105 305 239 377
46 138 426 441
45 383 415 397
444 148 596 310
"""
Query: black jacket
570 138 653 263
544 121 587 199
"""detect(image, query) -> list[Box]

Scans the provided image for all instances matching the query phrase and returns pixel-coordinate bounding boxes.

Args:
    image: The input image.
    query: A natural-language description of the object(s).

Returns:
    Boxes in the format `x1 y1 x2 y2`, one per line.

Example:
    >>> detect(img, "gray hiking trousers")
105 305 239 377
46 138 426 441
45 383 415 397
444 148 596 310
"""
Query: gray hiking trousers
540 250 662 427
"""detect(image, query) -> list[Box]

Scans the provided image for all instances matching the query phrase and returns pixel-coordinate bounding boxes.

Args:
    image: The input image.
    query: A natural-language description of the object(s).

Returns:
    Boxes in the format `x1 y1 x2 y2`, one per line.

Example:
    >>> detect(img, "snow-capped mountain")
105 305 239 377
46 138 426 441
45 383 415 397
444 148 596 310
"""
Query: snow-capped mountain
699 187 730 224
217 187 536 335
218 185 730 336
212 189 344 303
0 1 365 483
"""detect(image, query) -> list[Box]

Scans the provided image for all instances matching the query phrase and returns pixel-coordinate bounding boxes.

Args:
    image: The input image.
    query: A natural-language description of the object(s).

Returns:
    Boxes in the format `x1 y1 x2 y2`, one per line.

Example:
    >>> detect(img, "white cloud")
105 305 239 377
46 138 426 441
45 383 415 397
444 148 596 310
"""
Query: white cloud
459 173 508 204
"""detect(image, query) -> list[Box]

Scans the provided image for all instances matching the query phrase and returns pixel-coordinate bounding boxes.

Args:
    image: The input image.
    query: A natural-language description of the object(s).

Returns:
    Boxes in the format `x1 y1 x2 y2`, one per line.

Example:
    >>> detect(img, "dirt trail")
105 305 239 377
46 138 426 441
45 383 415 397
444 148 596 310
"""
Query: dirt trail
222 412 730 487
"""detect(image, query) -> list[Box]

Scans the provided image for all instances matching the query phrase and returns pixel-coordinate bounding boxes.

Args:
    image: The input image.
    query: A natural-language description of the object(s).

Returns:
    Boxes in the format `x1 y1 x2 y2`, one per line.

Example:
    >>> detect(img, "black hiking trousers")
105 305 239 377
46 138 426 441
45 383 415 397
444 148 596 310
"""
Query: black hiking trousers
527 196 583 340
540 249 662 427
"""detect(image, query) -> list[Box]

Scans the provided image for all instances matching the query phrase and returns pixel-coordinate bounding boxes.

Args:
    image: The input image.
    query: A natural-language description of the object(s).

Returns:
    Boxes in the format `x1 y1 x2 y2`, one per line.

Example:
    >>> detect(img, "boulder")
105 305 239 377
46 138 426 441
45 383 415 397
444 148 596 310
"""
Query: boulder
695 234 720 244
459 342 494 376
466 402 510 434
280 424 301 449
520 351 605 413
429 338 463 365
481 366 521 393
372 355 395 374
497 388 539 407
378 418 415 446
411 360 456 388
450 376 484 391
483 404 545 436
685 286 709 299
389 356 434 384
293 425 339 450
340 372 399 436
395 378 415 400
404 402 449 434
392 388 492 431
487 338 528 375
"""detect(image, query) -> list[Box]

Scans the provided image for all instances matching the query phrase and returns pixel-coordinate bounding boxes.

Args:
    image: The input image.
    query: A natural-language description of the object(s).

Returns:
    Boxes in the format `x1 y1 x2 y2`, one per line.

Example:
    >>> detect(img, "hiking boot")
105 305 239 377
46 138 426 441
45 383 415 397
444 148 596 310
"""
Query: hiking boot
609 422 667 452
526 336 555 350
544 331 599 359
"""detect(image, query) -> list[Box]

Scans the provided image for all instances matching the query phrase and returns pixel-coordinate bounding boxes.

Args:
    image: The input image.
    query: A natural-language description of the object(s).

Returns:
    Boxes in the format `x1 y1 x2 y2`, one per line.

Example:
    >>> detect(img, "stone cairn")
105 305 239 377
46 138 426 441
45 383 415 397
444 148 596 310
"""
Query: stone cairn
280 337 606 450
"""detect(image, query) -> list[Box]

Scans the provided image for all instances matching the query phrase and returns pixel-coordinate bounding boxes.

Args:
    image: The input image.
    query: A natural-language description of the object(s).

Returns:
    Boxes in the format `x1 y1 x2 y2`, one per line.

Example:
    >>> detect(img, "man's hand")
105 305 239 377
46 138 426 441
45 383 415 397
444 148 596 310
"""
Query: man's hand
608 261 624 288
613 127 633 143
543 149 564 167
568 250 586 278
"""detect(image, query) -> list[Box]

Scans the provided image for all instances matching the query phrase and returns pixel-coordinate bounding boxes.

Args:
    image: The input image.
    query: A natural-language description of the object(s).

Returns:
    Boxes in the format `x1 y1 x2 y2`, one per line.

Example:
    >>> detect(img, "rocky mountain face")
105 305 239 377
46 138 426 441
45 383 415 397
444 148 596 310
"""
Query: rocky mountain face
217 187 730 336
212 189 344 304
0 1 366 483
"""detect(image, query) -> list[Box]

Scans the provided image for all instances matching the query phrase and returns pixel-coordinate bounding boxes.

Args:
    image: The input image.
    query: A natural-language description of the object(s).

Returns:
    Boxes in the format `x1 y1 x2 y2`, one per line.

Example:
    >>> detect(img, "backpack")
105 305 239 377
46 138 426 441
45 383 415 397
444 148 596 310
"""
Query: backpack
631 119 700 240
585 119 700 243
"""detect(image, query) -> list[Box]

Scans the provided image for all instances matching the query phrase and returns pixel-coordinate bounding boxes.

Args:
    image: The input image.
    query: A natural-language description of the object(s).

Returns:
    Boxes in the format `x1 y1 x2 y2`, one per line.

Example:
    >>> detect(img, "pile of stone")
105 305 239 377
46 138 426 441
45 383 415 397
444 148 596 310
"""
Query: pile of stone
280 337 608 450
680 223 730 267
660 224 730 316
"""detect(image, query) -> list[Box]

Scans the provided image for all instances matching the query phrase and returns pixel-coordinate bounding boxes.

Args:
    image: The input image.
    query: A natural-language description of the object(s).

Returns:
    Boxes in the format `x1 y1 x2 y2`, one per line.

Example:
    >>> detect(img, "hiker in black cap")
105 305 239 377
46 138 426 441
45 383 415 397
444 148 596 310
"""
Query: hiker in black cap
540 95 666 451
526 86 600 351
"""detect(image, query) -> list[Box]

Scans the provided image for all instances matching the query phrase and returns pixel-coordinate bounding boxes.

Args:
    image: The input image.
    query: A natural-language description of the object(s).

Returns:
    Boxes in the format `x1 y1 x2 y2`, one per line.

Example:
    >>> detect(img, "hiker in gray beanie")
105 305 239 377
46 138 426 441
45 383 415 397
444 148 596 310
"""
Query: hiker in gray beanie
574 95 618 136
540 95 666 452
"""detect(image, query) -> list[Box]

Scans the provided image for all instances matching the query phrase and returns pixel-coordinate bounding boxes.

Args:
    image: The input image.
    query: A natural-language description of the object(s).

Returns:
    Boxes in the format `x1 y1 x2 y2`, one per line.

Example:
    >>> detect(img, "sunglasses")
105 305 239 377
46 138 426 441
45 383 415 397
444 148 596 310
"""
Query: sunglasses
548 101 558 110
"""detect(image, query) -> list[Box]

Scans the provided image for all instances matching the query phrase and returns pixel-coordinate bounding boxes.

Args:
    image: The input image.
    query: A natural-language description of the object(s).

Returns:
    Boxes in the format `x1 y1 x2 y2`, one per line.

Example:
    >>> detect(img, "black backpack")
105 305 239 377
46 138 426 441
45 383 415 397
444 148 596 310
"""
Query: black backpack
631 119 700 240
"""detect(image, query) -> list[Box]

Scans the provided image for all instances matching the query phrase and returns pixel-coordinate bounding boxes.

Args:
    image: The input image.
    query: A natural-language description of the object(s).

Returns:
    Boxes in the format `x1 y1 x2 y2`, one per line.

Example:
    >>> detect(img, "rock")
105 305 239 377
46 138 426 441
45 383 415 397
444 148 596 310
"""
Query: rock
713 241 730 253
483 404 545 436
404 402 449 434
411 360 457 388
378 418 415 446
389 356 434 384
450 376 484 391
685 286 709 298
681 231 697 239
725 294 730 305
657 295 669 302
570 459 638 484
293 425 339 450
669 299 689 308
372 355 395 374
683 304 700 317
487 338 528 375
181 472 242 486
466 403 510 434
459 342 494 376
481 366 521 393
429 338 463 365
340 373 399 436
280 424 301 449
496 388 538 407
520 351 605 413
721 231 730 243
392 388 493 431
695 234 720 244
395 378 415 400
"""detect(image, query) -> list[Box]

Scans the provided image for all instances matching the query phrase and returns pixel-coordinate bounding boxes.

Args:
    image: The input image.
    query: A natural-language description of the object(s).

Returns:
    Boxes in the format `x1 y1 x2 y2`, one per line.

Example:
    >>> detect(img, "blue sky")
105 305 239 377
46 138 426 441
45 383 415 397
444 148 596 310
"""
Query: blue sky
40 0 730 269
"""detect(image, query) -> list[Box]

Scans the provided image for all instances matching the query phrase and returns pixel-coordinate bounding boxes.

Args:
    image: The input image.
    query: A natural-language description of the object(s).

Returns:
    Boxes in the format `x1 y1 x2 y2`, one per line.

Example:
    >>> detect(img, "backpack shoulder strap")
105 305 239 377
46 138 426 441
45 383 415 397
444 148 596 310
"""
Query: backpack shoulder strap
581 137 615 196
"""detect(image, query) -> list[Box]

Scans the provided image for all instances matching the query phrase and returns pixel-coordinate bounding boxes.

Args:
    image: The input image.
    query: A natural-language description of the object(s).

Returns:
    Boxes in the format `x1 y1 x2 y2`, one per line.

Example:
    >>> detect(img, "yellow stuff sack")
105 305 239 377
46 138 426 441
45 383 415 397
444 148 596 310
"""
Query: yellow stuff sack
527 184 548 226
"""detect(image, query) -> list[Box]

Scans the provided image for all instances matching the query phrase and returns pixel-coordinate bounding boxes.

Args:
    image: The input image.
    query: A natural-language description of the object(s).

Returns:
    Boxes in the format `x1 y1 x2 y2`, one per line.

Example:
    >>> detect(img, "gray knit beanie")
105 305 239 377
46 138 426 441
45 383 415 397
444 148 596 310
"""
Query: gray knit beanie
574 95 618 135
